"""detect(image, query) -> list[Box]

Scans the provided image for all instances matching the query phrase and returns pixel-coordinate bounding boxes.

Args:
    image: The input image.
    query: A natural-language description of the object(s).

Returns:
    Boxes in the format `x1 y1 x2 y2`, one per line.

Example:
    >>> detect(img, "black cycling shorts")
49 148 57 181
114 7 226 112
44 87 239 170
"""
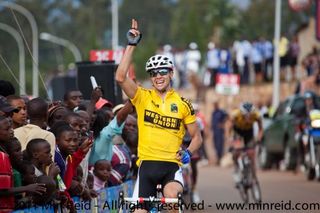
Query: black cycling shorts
233 126 254 146
132 160 183 199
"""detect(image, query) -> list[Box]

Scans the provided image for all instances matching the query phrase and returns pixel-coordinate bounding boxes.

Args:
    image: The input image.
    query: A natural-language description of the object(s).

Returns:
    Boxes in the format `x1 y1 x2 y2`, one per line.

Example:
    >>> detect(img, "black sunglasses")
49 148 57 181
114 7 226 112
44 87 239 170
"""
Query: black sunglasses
149 69 170 77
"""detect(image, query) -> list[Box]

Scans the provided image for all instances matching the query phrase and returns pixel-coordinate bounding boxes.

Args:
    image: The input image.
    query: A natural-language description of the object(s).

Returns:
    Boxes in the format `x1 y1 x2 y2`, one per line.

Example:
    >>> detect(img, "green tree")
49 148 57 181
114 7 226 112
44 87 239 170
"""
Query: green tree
239 0 312 40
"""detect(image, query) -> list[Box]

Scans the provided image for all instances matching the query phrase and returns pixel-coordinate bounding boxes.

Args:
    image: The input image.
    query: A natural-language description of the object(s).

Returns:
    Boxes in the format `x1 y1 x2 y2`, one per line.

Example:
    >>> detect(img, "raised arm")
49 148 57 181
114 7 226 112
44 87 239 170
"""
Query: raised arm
87 87 102 125
115 19 141 99
116 100 134 126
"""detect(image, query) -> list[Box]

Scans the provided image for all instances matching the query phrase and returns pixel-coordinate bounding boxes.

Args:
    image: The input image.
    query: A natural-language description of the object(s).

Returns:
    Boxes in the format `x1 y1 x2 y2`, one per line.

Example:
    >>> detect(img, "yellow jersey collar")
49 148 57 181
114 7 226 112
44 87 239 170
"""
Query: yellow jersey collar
151 88 175 99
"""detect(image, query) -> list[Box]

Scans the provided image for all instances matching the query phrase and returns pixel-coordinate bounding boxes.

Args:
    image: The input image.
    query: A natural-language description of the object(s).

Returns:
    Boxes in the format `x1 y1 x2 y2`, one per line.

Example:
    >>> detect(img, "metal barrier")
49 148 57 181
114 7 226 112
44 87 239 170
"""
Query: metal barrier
13 180 134 213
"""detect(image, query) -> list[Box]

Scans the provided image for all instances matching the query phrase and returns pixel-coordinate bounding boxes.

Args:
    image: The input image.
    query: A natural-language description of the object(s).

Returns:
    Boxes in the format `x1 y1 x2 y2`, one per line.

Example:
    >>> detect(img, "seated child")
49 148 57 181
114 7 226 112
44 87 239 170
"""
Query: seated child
93 160 111 191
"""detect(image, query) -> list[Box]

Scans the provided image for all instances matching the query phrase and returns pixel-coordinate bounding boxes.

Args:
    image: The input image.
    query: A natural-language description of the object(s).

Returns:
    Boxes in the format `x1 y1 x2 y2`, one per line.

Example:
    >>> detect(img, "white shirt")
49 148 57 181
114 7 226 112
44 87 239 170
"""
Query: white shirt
207 49 220 69
185 49 201 73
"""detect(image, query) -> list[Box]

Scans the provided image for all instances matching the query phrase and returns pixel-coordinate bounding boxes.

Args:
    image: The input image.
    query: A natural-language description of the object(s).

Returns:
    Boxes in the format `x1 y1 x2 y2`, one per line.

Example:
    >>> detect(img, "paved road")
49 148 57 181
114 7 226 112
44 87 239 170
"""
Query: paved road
190 164 320 213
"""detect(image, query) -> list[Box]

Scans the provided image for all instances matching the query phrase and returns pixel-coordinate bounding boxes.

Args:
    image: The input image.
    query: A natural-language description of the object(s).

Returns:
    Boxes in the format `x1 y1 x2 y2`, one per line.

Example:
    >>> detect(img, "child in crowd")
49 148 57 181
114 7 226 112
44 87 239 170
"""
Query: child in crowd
53 122 92 189
6 137 23 187
15 162 39 209
64 112 93 192
0 116 46 211
48 103 68 129
20 161 37 186
6 95 27 129
93 159 111 191
25 138 59 178
63 112 83 135
52 122 92 211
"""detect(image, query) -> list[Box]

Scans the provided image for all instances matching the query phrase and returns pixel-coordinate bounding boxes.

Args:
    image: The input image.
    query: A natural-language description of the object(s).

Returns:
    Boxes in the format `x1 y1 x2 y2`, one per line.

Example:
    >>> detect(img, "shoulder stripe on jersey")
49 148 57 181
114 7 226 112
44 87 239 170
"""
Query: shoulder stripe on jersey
181 97 195 115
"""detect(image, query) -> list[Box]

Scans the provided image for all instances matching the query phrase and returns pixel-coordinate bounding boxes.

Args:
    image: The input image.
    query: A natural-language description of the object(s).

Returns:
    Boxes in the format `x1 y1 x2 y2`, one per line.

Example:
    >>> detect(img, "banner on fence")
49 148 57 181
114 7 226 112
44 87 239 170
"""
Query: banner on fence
13 180 134 213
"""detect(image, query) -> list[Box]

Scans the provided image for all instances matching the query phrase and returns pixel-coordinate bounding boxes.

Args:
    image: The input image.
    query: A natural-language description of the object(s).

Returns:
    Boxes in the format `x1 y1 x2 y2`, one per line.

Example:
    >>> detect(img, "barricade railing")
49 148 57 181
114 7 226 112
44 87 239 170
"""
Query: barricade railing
13 180 134 213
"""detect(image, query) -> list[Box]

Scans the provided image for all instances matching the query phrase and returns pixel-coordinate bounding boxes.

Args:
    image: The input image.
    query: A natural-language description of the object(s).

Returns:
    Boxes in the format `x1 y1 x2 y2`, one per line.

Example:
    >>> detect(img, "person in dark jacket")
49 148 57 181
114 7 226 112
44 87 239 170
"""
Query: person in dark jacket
211 101 228 165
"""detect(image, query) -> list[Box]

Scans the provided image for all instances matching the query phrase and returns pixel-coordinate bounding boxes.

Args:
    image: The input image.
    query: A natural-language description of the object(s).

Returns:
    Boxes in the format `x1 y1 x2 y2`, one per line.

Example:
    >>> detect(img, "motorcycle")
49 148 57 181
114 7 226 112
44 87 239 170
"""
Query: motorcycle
303 110 320 180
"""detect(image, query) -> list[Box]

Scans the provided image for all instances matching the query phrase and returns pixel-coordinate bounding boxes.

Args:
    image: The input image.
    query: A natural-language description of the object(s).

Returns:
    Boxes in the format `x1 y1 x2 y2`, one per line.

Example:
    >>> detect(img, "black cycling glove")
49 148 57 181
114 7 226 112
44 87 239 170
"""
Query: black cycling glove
126 29 142 46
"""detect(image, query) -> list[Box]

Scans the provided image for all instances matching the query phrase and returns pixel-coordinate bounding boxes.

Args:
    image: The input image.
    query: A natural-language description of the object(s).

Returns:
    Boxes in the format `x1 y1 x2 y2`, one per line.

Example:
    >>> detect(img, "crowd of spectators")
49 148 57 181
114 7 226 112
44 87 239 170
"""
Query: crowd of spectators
0 80 138 212
157 35 302 93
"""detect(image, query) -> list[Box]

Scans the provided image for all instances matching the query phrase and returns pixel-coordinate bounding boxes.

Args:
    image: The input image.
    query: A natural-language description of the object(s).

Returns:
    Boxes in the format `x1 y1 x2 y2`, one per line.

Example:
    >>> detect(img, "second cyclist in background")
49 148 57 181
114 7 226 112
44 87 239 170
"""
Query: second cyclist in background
229 102 263 185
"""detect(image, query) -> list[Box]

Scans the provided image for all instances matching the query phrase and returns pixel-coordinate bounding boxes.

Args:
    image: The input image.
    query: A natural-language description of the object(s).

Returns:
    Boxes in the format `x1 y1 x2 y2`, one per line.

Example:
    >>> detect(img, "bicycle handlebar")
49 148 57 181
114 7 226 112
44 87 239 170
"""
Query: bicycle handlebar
122 197 180 203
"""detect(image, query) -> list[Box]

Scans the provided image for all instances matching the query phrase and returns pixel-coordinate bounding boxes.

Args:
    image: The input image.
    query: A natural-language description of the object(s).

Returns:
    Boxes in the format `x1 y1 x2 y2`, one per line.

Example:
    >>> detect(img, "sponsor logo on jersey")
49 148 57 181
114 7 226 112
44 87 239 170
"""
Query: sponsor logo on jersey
171 103 178 113
144 110 181 130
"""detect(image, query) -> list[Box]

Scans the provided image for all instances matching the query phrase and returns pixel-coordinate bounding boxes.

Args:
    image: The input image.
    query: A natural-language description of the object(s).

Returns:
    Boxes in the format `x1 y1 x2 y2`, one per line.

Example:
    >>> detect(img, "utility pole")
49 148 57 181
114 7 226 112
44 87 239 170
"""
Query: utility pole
111 0 119 50
272 0 281 109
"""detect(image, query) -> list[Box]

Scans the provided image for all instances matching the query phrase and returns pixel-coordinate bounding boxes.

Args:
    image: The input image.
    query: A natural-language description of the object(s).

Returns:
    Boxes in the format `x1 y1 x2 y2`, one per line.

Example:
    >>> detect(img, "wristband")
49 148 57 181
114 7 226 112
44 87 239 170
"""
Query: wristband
180 149 192 164
186 149 192 157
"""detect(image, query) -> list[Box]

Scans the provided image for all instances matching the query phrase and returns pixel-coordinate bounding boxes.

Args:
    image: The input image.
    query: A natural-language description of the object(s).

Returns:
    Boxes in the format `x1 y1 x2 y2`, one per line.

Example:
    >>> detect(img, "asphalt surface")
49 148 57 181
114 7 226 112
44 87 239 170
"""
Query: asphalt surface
190 163 320 213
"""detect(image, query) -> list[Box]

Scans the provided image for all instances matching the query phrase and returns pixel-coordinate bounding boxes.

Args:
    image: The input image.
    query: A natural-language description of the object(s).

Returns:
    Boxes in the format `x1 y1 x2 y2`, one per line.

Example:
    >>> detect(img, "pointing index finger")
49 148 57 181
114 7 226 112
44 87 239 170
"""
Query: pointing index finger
132 18 138 30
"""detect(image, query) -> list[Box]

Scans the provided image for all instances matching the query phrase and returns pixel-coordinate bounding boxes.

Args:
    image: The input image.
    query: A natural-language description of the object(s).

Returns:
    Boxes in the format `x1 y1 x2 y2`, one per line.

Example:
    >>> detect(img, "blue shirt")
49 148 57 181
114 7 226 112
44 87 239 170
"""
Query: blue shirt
211 109 227 131
89 116 125 165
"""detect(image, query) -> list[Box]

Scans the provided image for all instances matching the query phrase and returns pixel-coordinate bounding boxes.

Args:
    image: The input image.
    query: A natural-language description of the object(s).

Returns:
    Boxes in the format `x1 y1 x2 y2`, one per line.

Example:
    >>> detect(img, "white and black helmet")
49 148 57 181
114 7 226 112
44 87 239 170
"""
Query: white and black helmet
145 54 174 72
240 102 255 115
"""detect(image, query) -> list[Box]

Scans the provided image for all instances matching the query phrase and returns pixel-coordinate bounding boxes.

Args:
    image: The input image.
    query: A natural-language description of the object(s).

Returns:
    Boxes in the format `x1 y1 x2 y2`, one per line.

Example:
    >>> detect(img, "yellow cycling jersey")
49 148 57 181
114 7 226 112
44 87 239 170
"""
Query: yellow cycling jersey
232 109 261 130
131 87 196 165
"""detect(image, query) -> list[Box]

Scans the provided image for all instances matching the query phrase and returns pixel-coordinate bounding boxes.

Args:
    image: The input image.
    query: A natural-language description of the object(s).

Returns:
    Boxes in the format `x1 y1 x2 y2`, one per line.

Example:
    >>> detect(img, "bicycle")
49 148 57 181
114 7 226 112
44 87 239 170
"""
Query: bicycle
232 140 262 204
118 184 184 213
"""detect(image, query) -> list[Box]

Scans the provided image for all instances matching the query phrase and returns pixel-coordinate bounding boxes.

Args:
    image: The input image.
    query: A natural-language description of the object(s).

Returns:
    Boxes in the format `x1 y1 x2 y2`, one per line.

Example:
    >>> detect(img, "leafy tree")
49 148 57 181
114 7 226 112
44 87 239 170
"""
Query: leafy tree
239 0 312 40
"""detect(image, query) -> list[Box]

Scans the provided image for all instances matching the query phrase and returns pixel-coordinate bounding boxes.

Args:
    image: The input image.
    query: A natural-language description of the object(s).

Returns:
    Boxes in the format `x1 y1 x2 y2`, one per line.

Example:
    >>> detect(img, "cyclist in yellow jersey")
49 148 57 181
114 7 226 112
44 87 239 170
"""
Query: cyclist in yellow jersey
115 19 202 212
230 102 263 184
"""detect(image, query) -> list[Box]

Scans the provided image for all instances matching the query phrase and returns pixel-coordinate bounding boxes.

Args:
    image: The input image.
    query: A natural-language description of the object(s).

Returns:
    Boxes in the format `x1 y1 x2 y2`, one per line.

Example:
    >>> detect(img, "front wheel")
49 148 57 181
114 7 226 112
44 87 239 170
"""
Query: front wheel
304 152 316 180
305 166 315 180
283 144 297 171
251 180 262 203
177 192 184 213
238 183 249 204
